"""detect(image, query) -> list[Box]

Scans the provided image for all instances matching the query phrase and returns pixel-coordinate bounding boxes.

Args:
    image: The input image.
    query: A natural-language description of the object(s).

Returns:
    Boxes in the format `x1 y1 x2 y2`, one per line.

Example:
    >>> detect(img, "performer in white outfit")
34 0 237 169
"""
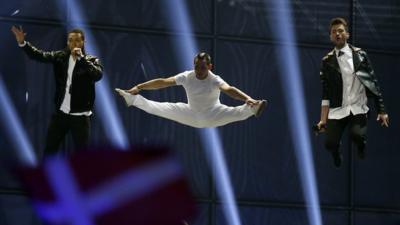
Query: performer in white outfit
115 52 267 128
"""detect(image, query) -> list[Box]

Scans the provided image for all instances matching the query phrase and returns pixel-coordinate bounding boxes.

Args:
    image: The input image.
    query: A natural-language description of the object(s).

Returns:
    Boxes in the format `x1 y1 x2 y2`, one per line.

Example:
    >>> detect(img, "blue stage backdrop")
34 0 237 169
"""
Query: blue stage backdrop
0 0 399 225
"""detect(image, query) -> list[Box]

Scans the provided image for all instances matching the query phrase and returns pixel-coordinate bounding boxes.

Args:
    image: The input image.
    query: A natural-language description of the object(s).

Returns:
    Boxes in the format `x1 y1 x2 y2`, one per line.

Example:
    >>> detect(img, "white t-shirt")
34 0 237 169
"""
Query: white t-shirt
175 70 227 110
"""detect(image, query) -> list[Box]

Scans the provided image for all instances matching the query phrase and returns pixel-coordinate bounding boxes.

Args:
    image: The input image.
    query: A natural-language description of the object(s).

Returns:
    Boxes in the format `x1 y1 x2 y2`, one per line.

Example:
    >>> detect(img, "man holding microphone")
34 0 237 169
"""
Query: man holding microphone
11 26 103 155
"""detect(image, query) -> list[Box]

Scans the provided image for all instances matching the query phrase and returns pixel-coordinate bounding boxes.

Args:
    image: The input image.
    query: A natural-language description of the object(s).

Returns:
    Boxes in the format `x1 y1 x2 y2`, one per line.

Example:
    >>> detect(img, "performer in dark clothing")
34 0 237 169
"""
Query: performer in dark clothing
11 26 103 155
316 18 389 167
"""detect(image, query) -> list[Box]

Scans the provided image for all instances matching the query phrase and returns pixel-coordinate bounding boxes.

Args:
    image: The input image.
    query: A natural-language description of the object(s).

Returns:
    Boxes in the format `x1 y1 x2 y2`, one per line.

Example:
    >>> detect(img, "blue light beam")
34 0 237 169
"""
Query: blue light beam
163 0 197 68
199 128 242 225
162 1 242 225
0 74 37 166
266 1 323 225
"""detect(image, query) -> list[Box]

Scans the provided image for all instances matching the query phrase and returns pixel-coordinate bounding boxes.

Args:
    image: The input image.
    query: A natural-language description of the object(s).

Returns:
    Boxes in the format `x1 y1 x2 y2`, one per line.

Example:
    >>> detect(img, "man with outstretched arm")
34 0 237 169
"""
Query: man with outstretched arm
116 52 266 128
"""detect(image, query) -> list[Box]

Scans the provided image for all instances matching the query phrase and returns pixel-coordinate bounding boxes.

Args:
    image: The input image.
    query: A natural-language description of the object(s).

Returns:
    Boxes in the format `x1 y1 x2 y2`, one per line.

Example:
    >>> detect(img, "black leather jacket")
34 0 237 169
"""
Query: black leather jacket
22 42 103 113
320 44 386 114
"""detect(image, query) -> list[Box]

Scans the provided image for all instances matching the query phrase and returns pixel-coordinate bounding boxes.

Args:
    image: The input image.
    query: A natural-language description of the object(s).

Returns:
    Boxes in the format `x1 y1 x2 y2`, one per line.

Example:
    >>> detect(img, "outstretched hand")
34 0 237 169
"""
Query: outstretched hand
245 98 258 107
11 26 26 44
376 113 389 127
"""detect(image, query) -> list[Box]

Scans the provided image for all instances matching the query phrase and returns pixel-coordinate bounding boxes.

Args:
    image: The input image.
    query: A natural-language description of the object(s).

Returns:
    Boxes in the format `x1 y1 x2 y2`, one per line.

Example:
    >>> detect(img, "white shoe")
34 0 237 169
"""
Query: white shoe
115 88 135 106
252 100 267 117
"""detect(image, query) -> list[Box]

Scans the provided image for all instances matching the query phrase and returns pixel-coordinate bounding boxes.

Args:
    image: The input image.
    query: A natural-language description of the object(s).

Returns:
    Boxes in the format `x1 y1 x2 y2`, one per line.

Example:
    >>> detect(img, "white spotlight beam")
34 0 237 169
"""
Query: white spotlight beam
0 74 37 166
162 1 242 224
57 0 130 149
266 1 323 225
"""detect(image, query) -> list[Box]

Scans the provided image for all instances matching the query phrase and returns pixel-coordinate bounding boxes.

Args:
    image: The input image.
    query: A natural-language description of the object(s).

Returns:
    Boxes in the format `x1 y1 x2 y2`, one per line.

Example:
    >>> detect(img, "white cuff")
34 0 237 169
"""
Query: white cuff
18 41 26 47
321 100 330 106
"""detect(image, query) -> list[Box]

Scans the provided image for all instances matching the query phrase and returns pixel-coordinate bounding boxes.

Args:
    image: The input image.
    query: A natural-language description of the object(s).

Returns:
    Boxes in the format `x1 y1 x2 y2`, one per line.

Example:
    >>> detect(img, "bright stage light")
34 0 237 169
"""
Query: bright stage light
162 1 242 224
0 74 37 166
266 1 323 225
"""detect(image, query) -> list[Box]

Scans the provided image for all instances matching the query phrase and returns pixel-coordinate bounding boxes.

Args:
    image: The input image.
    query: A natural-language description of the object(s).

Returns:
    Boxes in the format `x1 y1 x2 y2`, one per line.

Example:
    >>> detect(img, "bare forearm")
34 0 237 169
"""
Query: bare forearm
224 86 251 102
320 105 329 122
136 79 172 90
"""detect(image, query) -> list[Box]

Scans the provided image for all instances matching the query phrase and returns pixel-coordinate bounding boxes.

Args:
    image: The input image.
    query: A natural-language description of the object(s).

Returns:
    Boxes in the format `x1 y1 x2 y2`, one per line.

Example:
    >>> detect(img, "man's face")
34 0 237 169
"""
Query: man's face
194 58 212 77
67 32 84 51
330 24 349 48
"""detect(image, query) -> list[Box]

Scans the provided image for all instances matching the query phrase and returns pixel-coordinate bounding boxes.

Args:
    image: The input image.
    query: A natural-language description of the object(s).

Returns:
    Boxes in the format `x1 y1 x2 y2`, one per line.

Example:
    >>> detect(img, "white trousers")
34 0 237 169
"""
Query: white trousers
130 95 254 128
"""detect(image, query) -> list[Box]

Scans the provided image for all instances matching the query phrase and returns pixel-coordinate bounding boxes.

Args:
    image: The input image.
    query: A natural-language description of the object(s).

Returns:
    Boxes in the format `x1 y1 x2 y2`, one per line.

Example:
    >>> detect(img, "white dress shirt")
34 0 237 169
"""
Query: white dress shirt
324 44 368 119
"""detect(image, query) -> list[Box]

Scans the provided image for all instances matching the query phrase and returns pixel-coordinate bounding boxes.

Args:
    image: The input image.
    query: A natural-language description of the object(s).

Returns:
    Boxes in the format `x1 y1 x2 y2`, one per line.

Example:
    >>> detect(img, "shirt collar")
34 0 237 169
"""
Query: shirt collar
335 44 352 58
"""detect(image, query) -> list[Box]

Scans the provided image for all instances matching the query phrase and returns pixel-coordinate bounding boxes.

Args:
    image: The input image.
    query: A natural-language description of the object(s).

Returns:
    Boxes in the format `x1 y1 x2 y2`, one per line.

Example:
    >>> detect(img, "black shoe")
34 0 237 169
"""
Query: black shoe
331 151 343 168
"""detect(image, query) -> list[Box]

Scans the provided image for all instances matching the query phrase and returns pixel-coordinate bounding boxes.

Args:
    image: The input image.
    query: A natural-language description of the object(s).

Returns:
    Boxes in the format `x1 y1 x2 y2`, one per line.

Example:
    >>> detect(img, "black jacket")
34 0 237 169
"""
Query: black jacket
320 44 386 114
22 42 103 113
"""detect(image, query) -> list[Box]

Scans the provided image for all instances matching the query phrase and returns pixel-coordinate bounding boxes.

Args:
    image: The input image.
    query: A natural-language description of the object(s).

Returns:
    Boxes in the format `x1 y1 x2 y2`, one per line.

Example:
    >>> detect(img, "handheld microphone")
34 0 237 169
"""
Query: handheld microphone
312 123 326 136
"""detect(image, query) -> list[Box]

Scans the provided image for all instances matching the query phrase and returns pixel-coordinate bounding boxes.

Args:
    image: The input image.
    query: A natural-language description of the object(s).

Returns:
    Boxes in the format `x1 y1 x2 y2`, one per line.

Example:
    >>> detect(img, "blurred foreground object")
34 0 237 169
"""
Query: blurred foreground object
20 146 196 225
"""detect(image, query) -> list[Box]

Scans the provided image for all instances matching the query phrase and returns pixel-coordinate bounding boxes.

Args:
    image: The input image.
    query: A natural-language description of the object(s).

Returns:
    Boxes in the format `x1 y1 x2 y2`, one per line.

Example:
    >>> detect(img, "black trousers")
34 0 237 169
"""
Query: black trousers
325 113 367 153
44 111 90 155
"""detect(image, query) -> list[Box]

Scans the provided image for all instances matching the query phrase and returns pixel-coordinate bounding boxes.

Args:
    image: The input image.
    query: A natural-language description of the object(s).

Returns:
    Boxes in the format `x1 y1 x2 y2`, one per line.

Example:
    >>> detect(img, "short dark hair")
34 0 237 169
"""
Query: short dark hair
329 17 348 32
194 52 212 65
68 28 85 41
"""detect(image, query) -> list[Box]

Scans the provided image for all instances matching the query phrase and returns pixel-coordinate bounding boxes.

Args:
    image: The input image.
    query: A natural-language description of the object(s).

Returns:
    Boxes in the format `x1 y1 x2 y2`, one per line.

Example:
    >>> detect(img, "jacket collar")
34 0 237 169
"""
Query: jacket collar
335 44 352 58
326 44 362 73
349 44 362 72
325 49 341 74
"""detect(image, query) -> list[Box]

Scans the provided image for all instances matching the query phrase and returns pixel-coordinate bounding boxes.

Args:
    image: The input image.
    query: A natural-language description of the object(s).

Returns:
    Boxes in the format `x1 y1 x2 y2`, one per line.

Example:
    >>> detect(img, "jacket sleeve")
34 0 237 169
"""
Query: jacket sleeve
320 59 329 105
362 51 386 114
21 42 58 63
80 56 103 82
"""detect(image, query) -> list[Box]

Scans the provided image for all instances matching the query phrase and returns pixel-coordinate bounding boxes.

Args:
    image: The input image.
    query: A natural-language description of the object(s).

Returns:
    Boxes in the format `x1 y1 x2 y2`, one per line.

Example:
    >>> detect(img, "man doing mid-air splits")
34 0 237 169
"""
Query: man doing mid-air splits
115 52 266 128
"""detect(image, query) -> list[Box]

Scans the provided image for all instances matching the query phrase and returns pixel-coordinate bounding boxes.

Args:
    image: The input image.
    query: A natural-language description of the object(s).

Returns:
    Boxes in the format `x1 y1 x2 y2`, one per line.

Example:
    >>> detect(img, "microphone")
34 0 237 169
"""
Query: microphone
312 123 326 136
73 48 84 59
